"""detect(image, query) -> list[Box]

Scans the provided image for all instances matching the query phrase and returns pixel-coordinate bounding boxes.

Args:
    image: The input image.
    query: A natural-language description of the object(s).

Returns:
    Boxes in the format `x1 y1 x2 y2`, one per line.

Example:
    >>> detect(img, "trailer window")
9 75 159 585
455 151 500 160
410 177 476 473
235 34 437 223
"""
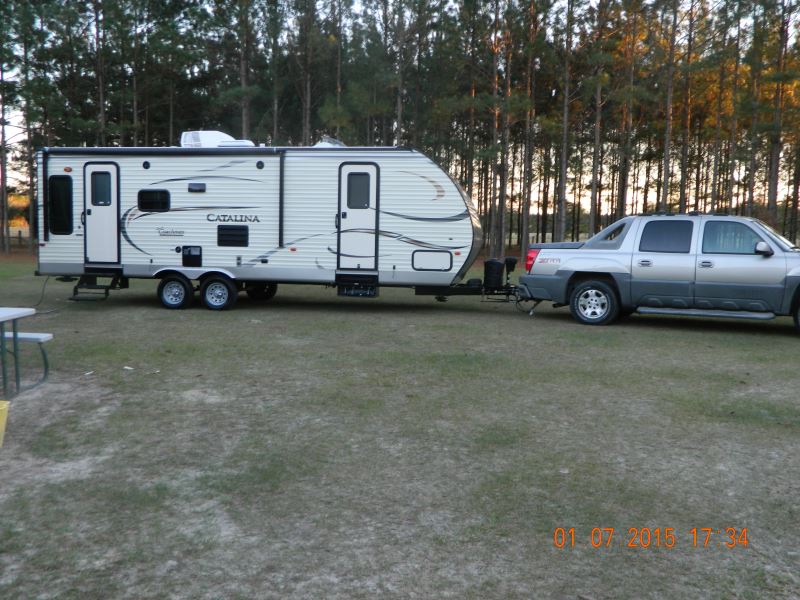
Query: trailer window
138 190 170 212
91 171 112 206
218 225 249 247
347 173 370 209
48 175 73 235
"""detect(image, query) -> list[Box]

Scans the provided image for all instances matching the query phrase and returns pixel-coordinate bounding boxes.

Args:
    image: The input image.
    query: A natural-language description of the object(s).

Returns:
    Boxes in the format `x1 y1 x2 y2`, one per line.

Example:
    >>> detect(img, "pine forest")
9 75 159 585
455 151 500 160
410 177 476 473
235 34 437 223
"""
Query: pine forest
1 0 800 256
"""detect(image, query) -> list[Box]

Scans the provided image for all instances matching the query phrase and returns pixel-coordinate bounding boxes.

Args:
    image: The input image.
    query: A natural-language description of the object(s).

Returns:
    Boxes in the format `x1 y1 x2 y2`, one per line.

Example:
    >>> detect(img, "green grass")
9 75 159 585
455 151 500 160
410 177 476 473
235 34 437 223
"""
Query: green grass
1 256 799 598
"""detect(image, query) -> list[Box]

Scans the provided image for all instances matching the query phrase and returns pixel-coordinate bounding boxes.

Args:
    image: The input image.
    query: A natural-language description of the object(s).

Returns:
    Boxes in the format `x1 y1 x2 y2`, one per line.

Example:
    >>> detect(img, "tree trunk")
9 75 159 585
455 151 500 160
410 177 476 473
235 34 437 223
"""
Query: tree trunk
767 0 789 223
239 0 251 139
617 3 636 219
659 0 679 211
678 0 695 212
556 0 573 242
0 59 8 254
710 54 725 212
93 0 106 145
726 15 742 208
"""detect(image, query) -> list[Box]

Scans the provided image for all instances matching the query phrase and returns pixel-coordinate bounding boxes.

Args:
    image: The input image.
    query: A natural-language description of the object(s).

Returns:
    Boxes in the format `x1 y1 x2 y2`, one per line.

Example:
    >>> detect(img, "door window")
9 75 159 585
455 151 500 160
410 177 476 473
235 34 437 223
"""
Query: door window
91 171 112 206
638 220 693 253
347 173 370 209
702 221 763 254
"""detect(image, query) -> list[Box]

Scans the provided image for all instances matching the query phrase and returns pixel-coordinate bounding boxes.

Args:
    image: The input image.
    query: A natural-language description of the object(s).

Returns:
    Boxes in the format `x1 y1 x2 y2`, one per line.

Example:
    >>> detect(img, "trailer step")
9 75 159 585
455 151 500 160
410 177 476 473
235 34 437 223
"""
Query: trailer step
70 274 129 301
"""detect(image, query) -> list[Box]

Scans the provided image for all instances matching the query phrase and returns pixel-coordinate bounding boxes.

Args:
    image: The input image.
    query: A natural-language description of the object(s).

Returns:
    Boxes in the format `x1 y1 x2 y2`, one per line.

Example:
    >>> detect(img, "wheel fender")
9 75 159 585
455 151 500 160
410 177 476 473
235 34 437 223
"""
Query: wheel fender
153 267 235 281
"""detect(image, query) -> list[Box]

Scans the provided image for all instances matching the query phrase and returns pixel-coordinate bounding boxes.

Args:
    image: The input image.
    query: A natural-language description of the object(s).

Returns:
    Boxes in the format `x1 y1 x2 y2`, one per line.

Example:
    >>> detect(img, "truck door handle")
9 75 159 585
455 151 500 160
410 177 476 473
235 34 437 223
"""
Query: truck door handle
637 259 652 267
699 260 714 268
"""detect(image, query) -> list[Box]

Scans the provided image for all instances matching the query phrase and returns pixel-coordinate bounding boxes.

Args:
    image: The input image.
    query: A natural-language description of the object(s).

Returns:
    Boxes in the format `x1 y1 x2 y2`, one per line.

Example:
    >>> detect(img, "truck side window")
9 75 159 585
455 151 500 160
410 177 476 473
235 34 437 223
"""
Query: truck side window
639 220 693 253
347 173 370 209
702 221 763 254
48 175 73 235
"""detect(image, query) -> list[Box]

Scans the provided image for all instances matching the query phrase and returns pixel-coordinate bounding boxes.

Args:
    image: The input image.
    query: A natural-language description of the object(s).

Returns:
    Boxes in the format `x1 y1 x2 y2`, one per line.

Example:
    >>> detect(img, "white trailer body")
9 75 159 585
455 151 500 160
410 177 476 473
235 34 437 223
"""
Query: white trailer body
36 145 482 306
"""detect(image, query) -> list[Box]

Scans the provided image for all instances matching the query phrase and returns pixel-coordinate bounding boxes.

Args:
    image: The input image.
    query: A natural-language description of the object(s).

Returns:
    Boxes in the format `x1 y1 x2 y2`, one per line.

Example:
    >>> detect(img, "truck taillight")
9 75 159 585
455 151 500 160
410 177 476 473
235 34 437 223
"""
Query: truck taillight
525 248 540 272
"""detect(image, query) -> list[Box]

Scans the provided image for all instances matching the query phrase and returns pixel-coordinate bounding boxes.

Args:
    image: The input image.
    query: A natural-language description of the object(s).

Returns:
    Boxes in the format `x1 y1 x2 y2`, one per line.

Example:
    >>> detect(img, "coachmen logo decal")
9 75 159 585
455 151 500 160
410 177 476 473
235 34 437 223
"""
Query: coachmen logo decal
207 214 261 223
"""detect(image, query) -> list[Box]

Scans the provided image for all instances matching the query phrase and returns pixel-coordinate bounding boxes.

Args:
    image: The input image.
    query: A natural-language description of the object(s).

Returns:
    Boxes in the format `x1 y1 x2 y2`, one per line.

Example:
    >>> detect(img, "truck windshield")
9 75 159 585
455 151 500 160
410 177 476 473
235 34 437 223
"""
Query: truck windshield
753 220 798 250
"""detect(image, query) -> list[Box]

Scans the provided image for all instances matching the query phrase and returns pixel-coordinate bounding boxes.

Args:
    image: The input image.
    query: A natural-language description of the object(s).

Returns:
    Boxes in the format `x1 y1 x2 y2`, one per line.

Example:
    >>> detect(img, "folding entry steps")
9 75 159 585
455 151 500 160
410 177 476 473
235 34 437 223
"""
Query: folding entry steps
66 274 130 301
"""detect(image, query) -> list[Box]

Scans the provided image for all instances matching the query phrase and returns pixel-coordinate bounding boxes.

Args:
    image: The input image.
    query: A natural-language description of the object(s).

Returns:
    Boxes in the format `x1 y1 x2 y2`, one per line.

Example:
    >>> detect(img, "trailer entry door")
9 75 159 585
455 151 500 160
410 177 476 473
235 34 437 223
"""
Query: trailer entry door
84 163 120 264
338 163 378 270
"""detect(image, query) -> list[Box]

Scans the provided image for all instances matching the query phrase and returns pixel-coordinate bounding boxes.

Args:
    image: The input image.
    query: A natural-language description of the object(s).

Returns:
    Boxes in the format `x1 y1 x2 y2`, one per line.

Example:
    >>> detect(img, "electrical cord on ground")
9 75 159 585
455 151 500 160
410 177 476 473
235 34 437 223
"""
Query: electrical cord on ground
31 276 60 314
32 276 50 307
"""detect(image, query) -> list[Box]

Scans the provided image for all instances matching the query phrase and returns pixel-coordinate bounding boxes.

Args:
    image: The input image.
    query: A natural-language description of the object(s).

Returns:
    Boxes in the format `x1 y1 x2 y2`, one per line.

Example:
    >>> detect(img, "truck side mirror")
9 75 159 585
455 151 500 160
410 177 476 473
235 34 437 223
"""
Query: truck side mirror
755 241 774 257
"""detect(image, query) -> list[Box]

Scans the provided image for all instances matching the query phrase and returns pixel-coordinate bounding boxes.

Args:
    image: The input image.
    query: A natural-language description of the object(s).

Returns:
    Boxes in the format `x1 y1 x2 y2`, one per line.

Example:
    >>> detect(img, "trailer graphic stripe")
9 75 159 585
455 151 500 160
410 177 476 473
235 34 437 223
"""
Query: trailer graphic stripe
398 171 446 200
379 209 468 222
148 175 263 184
196 160 249 172
344 229 469 251
121 208 152 255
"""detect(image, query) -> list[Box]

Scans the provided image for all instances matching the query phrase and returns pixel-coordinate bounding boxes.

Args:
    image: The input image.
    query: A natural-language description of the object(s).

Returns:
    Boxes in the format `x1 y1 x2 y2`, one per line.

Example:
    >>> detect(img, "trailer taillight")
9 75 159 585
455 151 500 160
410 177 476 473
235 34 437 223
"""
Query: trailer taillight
525 248 540 272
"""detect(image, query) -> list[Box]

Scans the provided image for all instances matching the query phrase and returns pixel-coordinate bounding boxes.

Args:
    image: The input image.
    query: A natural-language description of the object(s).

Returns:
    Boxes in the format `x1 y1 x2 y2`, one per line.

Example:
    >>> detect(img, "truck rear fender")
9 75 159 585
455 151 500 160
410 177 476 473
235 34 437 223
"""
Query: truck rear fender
565 270 633 308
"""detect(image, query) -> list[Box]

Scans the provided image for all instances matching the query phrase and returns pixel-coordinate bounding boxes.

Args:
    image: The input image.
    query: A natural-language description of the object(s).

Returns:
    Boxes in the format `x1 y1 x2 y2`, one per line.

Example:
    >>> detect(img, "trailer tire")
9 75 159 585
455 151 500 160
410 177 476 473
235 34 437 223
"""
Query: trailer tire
200 275 238 310
569 279 620 325
157 274 194 309
246 282 278 301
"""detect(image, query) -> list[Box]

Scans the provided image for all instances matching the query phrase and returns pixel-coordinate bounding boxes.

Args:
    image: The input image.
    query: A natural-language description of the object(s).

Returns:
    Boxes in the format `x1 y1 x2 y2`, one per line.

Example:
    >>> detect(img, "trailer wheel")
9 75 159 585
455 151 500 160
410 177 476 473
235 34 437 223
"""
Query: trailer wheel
245 282 278 301
157 274 193 309
200 275 238 310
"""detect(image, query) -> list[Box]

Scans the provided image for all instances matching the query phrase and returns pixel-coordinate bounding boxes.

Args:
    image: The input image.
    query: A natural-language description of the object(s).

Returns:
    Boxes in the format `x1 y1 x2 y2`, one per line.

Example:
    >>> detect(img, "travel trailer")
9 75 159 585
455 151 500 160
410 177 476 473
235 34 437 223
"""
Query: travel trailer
36 132 487 309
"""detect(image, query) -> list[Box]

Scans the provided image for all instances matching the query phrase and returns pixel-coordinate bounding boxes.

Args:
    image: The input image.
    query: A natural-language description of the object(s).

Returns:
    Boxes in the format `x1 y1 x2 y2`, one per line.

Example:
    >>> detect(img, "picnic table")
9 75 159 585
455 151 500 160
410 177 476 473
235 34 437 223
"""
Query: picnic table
0 307 39 398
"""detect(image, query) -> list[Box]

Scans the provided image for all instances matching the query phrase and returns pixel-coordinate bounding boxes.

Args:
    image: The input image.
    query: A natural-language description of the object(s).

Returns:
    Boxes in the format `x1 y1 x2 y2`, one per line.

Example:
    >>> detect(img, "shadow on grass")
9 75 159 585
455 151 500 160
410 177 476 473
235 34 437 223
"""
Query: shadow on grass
528 307 798 338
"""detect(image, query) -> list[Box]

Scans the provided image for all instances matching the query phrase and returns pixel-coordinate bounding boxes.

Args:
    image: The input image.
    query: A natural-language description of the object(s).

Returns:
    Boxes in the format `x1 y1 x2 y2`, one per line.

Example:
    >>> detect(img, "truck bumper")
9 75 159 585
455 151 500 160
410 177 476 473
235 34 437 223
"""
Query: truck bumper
518 274 568 303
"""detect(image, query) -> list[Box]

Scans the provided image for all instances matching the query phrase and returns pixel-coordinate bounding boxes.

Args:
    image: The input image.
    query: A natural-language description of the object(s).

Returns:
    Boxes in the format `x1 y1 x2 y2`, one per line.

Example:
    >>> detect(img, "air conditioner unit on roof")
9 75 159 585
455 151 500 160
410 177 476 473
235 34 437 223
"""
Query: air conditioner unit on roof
180 131 255 148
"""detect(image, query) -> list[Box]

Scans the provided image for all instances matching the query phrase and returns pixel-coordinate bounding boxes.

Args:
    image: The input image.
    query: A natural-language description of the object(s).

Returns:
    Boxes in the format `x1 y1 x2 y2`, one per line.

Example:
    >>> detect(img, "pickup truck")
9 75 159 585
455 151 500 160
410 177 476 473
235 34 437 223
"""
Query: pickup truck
517 214 800 330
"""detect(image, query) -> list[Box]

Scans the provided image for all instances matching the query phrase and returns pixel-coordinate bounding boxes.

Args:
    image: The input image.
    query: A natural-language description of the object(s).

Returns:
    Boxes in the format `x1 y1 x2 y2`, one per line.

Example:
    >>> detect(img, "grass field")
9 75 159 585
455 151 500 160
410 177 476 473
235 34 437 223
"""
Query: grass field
1 253 799 599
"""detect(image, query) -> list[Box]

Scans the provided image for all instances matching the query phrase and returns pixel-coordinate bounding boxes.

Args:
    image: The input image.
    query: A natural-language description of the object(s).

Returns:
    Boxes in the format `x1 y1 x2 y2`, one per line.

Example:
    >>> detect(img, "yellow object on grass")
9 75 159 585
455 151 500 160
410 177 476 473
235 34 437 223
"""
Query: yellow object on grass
0 400 8 448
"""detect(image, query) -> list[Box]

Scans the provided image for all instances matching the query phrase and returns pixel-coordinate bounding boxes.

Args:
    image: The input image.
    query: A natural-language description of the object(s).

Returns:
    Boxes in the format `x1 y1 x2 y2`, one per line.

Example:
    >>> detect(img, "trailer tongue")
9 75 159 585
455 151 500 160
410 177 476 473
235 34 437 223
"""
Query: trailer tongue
414 256 525 304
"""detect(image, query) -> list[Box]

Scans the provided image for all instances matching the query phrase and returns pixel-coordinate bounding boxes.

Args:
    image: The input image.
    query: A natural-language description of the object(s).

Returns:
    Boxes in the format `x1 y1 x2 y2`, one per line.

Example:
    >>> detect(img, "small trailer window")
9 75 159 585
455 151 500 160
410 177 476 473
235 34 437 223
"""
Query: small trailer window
218 225 249 247
91 171 112 206
48 175 73 235
138 190 170 212
347 173 370 209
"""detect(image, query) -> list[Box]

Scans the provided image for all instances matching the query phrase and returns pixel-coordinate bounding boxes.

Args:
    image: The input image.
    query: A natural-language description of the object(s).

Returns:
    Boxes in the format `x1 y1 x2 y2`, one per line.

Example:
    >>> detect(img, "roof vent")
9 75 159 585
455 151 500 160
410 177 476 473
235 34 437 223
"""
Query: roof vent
180 131 255 148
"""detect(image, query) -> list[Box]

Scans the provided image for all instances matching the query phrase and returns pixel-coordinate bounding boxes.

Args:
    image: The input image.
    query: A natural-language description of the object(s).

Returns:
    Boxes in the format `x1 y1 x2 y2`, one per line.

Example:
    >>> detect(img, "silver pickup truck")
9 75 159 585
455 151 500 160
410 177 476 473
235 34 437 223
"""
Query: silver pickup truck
517 214 800 330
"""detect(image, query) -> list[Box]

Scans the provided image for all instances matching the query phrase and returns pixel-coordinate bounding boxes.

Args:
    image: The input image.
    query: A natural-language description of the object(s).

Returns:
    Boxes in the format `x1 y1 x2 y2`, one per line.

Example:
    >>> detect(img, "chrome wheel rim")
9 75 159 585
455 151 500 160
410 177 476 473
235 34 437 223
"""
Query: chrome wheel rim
206 282 229 307
163 281 186 305
577 289 609 320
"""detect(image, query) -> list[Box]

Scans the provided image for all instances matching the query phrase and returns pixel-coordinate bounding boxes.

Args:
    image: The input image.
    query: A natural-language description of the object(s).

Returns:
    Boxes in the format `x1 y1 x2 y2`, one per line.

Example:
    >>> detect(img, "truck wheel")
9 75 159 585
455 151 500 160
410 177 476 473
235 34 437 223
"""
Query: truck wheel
569 280 620 325
157 274 193 309
201 275 237 310
245 282 278 301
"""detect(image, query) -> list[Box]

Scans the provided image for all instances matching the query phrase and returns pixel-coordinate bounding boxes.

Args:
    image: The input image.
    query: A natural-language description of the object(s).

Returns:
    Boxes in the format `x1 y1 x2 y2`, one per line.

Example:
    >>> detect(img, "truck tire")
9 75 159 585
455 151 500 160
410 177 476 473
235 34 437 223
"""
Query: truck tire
246 282 278 301
200 275 238 310
569 280 620 325
157 274 193 309
794 303 800 333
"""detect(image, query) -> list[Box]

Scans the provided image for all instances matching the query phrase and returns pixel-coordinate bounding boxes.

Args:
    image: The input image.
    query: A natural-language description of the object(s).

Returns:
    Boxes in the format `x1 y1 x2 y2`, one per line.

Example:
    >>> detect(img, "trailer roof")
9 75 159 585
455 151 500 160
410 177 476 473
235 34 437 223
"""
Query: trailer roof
40 146 415 156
